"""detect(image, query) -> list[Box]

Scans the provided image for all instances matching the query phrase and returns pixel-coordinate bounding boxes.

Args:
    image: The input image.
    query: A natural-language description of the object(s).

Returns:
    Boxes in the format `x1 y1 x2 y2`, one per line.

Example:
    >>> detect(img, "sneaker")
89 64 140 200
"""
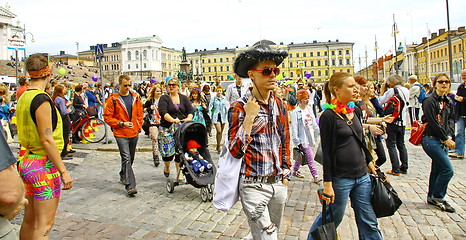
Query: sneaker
428 198 455 213
68 150 76 153
163 171 170 178
400 170 408 174
448 153 464 159
127 188 138 196
386 170 400 176
293 171 304 178
313 176 322 183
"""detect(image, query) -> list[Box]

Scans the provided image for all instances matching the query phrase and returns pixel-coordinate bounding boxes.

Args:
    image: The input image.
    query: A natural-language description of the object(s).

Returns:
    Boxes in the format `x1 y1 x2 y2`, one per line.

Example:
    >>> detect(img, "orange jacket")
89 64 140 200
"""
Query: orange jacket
104 91 143 138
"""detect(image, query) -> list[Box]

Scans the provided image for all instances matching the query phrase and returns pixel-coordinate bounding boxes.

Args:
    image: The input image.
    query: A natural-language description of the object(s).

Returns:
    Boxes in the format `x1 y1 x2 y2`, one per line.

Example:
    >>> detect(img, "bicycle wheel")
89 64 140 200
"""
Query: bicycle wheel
80 118 107 143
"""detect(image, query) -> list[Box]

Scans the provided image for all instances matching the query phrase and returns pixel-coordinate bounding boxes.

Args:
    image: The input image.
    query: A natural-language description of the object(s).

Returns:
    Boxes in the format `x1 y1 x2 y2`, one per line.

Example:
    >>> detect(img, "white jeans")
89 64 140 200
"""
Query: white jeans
239 177 288 240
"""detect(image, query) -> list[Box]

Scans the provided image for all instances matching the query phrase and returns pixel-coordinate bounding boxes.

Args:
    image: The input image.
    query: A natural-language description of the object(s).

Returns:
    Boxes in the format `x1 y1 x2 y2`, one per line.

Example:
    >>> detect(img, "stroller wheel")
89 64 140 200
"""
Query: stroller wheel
166 178 175 193
200 187 209 202
208 184 214 201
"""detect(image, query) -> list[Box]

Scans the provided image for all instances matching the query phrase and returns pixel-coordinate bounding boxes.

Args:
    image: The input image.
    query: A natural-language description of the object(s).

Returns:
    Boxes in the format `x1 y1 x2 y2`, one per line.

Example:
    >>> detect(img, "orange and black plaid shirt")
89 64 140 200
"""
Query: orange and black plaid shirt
228 91 291 179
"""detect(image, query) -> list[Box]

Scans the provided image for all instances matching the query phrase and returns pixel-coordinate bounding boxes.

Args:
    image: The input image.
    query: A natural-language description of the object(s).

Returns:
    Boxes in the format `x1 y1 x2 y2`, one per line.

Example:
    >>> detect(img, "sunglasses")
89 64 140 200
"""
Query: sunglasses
437 80 450 84
168 83 178 87
251 67 280 76
123 84 132 87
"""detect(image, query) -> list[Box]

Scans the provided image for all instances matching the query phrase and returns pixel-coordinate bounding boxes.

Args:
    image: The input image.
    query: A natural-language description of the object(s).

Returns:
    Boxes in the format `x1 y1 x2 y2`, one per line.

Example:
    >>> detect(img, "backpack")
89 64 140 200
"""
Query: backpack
415 83 426 103
286 90 298 106
383 87 405 121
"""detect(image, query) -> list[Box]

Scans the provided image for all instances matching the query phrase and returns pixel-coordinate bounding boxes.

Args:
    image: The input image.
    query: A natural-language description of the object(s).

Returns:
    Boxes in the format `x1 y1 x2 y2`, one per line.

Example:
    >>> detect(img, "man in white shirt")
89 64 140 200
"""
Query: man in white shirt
225 75 249 107
378 75 410 176
408 75 422 125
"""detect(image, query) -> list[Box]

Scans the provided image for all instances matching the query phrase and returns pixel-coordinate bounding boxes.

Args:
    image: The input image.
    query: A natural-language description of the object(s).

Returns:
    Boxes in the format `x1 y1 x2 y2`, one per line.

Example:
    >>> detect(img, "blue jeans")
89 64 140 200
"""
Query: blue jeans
307 174 382 240
454 117 466 156
115 136 139 190
421 136 455 199
386 124 409 173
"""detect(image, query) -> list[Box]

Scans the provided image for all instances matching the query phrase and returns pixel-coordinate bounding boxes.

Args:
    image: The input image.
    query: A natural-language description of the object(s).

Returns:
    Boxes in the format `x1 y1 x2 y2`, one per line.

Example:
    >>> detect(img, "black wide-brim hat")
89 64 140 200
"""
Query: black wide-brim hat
234 44 288 78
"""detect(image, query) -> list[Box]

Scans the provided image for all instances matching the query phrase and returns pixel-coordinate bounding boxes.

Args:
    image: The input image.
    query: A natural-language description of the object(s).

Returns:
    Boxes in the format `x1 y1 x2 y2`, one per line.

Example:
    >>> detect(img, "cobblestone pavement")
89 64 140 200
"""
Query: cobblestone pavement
10 132 466 239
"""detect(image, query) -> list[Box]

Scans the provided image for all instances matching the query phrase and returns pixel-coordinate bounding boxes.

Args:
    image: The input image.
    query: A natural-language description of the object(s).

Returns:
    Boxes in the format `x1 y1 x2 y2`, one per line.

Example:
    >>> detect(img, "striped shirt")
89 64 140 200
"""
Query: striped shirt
228 91 291 179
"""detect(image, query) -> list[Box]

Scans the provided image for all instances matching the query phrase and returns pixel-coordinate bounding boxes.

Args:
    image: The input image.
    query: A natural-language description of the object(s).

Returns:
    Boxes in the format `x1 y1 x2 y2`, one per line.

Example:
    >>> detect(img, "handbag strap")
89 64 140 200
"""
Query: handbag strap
322 201 334 224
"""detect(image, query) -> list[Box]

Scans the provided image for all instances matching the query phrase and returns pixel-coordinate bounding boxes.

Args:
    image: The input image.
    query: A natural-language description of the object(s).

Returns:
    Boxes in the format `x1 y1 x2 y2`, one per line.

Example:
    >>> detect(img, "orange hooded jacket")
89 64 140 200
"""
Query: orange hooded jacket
103 91 143 138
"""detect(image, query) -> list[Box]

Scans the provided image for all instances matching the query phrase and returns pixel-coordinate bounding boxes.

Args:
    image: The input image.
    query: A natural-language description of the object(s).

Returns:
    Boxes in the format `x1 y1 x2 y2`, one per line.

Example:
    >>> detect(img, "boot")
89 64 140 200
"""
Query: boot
153 154 160 167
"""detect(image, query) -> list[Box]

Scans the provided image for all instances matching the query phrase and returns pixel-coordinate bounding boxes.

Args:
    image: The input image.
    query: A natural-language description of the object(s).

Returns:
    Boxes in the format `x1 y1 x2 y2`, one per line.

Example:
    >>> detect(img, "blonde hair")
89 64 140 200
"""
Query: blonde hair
0 84 10 103
323 72 352 103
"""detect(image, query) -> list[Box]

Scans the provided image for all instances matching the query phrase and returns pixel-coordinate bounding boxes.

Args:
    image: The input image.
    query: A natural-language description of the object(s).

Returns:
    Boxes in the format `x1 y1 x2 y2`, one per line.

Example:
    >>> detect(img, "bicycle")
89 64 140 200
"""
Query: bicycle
70 109 108 143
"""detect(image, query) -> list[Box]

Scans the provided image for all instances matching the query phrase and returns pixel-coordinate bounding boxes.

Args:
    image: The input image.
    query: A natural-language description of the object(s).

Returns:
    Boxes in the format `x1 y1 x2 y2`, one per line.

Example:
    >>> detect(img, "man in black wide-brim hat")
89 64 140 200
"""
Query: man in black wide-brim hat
228 43 291 239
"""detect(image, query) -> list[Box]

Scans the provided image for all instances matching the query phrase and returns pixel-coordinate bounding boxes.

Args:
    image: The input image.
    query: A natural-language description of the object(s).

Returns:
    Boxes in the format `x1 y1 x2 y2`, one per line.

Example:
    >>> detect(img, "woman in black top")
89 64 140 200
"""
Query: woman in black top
71 84 86 143
158 78 193 178
308 72 382 240
421 73 456 213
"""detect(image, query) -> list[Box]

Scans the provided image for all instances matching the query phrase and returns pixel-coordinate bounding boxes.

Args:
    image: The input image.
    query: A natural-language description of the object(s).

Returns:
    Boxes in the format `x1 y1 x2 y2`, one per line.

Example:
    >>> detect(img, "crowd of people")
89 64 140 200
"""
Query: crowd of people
0 47 463 239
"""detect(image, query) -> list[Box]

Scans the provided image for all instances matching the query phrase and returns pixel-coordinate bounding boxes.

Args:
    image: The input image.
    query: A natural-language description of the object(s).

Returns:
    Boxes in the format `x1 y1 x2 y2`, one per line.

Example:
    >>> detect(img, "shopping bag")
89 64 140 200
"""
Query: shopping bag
293 147 307 166
310 200 338 240
213 140 242 212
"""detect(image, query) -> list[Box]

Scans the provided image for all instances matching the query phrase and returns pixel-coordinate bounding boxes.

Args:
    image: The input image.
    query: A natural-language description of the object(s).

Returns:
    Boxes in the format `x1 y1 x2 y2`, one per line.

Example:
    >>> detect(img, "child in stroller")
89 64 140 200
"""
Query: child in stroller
185 140 212 174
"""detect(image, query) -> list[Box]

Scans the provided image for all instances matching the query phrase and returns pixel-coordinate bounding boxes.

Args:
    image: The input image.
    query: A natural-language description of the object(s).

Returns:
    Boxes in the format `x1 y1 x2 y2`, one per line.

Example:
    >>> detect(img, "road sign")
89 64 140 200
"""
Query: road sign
8 38 25 48
95 44 104 59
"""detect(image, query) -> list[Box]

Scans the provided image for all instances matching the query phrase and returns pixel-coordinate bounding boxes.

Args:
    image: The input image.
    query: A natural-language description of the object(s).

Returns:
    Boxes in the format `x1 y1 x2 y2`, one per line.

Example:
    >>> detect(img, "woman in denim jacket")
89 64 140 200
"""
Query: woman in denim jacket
209 86 228 153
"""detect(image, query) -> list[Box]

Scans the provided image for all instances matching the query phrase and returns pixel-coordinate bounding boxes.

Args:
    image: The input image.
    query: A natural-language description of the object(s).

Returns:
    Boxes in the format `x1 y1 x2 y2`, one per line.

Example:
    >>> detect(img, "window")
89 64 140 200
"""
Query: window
310 52 314 57
303 53 307 57
143 50 147 59
214 66 217 72
296 53 300 58
311 61 314 67
339 50 342 55
324 51 327 56
226 66 229 71
325 70 328 76
339 59 343 65
144 63 147 68
332 59 336 65
208 67 211 72
202 59 205 64
220 58 223 63
325 60 328 65
317 60 321 66
136 64 138 69
226 58 229 62
347 69 350 73
346 50 349 55
290 62 293 68
318 70 321 76
346 59 350 65
290 72 294 77
290 53 293 58
317 52 321 57
332 51 335 56
214 59 217 63
220 66 223 71
135 51 139 60
127 51 132 61
128 64 130 69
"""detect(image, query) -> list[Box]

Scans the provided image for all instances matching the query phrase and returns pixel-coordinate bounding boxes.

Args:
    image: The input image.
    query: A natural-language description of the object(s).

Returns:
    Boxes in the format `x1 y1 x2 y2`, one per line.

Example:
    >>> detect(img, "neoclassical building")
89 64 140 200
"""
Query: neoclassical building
187 39 354 82
0 5 25 61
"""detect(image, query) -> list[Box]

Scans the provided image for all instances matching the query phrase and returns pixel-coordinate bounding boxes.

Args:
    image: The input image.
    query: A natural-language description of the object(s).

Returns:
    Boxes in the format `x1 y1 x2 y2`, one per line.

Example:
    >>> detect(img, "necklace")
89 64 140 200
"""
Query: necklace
334 111 353 126
322 98 355 115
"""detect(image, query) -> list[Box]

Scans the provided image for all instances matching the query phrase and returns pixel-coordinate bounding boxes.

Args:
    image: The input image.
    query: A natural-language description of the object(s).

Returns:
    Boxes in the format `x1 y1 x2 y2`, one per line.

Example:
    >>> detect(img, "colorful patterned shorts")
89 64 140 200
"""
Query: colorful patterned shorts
18 154 62 201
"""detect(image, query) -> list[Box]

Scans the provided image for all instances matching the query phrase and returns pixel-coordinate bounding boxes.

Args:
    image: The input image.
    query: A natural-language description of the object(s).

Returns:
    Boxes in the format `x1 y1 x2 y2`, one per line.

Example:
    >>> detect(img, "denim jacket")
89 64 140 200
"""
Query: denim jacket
291 106 319 147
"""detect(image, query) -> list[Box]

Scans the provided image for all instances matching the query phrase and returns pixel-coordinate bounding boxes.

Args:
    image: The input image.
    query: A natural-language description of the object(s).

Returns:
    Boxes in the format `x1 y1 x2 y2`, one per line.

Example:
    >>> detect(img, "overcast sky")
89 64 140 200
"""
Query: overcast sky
10 0 466 71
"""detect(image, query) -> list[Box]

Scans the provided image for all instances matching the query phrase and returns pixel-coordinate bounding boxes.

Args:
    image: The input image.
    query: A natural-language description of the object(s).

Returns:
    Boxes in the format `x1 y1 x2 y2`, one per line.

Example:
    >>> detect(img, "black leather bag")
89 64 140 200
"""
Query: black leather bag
293 147 307 166
314 143 323 165
310 202 338 240
371 170 403 218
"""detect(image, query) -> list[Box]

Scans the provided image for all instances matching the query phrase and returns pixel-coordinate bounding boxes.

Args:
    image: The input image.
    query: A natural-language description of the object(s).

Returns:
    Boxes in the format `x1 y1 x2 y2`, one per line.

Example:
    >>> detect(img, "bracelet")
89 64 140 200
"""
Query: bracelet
118 121 123 127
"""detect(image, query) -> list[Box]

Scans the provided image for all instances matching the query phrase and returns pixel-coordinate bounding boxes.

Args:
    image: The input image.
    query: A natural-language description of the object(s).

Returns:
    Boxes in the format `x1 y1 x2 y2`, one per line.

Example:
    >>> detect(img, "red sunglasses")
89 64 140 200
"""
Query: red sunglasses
251 67 280 76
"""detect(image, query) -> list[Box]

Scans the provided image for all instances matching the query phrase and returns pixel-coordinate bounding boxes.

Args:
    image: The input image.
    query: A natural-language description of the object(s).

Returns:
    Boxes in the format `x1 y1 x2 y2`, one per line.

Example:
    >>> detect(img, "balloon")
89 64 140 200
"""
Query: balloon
92 75 99 82
151 78 157 83
165 76 173 82
305 71 312 79
228 75 234 80
59 68 66 75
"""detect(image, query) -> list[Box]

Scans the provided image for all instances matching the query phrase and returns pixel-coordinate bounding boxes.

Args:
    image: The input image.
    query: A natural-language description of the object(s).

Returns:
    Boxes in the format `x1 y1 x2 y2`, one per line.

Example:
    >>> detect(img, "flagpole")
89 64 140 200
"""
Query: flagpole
427 23 431 82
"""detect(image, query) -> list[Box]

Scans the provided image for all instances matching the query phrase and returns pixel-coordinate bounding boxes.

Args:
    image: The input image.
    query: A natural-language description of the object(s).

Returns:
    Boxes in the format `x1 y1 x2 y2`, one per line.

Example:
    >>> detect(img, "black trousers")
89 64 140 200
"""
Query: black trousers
61 114 71 157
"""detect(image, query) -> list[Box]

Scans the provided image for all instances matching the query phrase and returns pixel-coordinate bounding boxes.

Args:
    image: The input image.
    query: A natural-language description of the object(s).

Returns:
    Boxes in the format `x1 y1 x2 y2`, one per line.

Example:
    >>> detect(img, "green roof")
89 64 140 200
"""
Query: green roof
121 35 161 42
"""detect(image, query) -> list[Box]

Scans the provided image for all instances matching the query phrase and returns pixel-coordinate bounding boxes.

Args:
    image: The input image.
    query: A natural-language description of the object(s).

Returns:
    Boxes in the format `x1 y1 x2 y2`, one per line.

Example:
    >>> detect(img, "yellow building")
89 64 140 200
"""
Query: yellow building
187 39 354 82
161 47 182 79
79 42 122 84
405 26 465 83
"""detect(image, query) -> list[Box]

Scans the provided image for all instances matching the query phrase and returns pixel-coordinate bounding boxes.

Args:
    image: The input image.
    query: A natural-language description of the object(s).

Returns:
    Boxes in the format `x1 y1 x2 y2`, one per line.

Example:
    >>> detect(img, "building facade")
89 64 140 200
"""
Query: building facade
0 5 25 61
188 40 354 82
79 42 122 84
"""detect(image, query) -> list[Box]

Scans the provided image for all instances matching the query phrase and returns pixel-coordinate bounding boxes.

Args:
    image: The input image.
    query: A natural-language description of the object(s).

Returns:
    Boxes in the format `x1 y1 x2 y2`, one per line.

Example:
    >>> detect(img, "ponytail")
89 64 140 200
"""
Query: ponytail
323 81 332 104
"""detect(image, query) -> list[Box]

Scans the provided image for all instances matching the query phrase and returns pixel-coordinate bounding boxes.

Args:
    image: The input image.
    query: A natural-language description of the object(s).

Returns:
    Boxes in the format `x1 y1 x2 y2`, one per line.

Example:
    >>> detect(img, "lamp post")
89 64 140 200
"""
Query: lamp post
365 46 368 79
446 0 454 80
374 35 379 81
392 14 400 75
76 42 79 66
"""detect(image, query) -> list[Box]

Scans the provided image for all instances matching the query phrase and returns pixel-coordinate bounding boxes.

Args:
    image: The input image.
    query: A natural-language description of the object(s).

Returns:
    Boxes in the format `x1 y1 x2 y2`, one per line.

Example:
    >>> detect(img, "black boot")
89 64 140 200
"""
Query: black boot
153 154 160 167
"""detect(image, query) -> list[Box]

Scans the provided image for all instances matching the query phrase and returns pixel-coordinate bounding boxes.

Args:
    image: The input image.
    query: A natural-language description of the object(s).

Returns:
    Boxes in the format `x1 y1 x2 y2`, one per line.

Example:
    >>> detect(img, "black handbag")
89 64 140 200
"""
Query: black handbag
371 169 402 218
293 147 307 166
314 143 323 165
310 201 338 240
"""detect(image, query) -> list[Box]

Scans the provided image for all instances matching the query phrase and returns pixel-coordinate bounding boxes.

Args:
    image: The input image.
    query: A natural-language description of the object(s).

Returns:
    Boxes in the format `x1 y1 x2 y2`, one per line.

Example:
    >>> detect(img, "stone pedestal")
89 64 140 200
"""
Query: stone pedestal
180 61 190 75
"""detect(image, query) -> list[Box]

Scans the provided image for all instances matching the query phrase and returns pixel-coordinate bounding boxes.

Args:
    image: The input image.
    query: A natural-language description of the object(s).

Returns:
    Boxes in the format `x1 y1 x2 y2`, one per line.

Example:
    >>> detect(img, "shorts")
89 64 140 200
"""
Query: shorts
18 154 62 201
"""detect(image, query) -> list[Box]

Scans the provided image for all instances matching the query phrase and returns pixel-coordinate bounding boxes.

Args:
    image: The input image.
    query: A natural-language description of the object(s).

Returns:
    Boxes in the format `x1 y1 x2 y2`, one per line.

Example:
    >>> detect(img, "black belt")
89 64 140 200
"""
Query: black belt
241 175 283 184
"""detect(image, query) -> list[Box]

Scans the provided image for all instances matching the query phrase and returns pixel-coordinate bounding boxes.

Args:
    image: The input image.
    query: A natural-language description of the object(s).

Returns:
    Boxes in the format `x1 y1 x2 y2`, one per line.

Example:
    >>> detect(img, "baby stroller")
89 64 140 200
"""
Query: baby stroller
166 121 217 202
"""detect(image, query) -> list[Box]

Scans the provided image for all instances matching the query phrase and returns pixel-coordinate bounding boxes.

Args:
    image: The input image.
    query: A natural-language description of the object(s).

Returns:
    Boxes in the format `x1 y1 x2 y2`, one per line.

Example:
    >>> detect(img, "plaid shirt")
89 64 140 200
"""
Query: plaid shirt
228 91 291 179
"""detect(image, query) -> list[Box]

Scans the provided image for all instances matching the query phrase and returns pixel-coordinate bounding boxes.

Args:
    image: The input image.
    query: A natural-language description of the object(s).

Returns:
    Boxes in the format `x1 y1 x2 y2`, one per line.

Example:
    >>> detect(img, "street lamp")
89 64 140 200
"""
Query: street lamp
374 35 379 81
446 0 454 80
392 14 400 75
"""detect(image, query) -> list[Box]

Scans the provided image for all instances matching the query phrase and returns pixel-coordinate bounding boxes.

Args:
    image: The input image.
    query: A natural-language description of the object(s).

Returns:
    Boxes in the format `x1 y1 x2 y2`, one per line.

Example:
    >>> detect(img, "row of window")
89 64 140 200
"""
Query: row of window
201 68 351 78
127 63 148 70
103 64 120 71
289 49 350 58
430 44 463 59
